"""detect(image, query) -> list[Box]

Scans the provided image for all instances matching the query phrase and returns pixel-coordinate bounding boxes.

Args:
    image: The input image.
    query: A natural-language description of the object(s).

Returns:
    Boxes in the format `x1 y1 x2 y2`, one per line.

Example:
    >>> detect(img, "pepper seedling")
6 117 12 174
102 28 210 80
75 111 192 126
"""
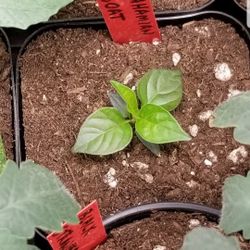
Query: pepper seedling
73 69 191 156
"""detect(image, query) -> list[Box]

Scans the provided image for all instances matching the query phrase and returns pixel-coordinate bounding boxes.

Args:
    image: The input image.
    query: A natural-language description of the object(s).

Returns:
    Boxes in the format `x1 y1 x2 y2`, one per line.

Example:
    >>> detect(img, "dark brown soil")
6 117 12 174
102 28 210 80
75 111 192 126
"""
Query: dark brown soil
98 212 249 250
54 0 211 19
0 38 13 159
21 19 250 218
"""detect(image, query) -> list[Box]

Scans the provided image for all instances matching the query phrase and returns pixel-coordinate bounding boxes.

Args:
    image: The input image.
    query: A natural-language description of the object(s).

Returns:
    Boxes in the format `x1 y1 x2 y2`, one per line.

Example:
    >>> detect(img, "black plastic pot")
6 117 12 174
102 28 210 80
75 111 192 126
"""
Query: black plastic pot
15 10 250 164
33 202 220 250
155 0 216 17
233 0 247 11
13 11 249 249
0 28 18 161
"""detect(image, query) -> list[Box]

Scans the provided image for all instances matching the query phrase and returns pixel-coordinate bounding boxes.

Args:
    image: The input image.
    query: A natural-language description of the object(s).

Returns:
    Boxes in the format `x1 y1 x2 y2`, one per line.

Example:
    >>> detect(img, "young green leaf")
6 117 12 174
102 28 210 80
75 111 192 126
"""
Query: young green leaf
181 227 241 250
0 135 6 174
0 0 73 29
137 69 182 111
220 172 250 239
135 104 191 144
0 230 38 250
0 160 80 238
111 80 139 117
73 107 133 155
135 131 161 157
107 91 129 118
212 91 250 145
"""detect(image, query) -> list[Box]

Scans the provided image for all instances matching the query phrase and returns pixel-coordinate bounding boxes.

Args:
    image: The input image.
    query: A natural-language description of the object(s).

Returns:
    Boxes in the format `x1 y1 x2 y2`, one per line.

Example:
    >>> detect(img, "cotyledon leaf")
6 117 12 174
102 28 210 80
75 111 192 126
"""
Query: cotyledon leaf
0 0 73 29
73 107 133 155
137 69 183 111
220 172 250 239
181 227 241 250
212 91 250 145
0 160 80 238
135 104 191 144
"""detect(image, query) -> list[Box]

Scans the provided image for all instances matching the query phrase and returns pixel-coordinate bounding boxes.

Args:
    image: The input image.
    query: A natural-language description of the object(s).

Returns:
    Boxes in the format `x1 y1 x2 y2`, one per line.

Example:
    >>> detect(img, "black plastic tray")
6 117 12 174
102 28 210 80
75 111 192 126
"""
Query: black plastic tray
0 28 18 162
34 202 220 250
15 11 250 164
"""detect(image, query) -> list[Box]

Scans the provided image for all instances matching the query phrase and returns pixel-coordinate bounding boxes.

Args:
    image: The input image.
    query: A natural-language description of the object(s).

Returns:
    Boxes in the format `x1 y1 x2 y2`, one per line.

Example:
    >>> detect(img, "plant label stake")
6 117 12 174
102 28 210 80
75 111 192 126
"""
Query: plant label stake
97 0 161 43
47 200 107 250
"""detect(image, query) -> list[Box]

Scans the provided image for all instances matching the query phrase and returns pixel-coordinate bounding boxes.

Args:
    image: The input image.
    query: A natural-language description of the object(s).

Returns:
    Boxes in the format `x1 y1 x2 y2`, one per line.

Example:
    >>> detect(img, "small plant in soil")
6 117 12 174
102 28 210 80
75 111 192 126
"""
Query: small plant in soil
182 171 250 250
0 0 73 29
0 137 80 249
73 69 191 156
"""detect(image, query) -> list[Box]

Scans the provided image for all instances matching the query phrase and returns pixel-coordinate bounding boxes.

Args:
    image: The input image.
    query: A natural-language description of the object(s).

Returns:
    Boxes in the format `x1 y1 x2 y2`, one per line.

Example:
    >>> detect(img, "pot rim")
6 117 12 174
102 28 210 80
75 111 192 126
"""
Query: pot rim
0 28 17 162
103 201 220 231
34 201 220 249
233 0 247 11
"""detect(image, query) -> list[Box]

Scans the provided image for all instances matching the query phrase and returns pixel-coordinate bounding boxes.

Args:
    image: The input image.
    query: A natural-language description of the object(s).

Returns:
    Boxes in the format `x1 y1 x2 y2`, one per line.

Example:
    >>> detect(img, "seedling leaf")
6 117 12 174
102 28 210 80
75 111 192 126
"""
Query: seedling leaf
111 80 139 117
137 69 182 111
135 131 161 157
0 0 73 29
135 104 191 144
181 227 240 250
0 229 38 250
212 91 250 145
0 160 80 238
107 91 129 118
0 135 6 174
73 107 133 155
220 172 250 239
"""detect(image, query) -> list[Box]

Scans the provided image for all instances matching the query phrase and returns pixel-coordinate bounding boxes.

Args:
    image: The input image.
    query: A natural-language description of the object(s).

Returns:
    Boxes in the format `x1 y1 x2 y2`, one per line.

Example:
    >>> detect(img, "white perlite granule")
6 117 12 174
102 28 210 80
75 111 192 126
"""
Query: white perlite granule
189 124 199 137
123 72 134 85
153 245 167 250
204 159 213 167
172 52 181 66
214 63 232 81
103 168 118 188
198 110 213 122
227 146 248 164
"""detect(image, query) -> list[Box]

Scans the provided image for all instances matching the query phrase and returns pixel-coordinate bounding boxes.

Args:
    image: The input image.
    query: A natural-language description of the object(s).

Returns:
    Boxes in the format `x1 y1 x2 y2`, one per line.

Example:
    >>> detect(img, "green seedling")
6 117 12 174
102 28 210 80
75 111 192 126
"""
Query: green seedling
0 0 73 29
73 69 191 156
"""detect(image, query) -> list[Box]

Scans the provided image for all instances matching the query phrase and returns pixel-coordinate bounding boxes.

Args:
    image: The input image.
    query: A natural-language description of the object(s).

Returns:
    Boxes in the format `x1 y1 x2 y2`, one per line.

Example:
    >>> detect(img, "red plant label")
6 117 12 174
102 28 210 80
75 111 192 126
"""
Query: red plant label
47 200 107 250
97 0 161 43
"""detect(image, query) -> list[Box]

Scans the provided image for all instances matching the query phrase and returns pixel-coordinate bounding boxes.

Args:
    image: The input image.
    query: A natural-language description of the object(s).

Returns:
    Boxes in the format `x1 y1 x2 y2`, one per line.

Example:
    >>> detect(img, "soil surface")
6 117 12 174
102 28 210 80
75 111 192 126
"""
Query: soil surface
98 212 249 250
54 0 211 19
0 38 13 159
21 19 250 218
